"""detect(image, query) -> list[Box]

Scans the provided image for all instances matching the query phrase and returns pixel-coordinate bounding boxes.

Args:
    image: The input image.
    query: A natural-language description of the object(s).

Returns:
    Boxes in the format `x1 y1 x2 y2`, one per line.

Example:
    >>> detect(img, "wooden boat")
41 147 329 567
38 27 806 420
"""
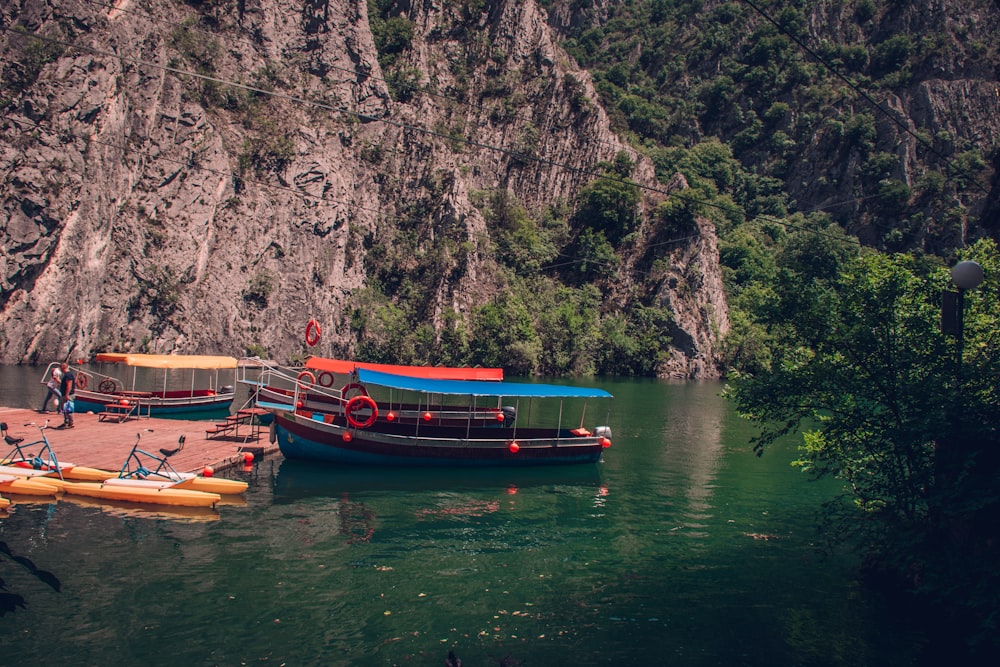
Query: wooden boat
49 353 239 419
267 367 613 467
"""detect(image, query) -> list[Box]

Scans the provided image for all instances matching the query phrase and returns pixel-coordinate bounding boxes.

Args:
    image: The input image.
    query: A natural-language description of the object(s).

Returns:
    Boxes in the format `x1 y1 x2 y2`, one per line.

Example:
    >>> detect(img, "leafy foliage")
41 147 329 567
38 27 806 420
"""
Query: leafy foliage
724 239 1000 656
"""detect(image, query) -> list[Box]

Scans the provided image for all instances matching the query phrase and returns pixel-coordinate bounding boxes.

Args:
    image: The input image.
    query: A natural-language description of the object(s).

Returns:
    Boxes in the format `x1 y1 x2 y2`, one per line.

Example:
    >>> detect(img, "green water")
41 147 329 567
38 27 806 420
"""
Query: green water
1 370 918 665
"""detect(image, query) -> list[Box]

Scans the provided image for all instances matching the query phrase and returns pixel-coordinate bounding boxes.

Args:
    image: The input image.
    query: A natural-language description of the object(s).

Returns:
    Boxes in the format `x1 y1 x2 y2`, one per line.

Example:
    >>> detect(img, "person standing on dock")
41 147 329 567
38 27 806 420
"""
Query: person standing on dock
40 365 63 413
59 362 76 428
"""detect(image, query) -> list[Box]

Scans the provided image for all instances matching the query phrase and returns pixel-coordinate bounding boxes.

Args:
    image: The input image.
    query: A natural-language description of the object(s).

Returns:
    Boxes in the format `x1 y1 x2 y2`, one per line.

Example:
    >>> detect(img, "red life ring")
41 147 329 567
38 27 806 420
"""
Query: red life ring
340 382 368 400
297 370 316 391
305 319 321 347
76 372 89 390
345 395 378 429
318 371 335 388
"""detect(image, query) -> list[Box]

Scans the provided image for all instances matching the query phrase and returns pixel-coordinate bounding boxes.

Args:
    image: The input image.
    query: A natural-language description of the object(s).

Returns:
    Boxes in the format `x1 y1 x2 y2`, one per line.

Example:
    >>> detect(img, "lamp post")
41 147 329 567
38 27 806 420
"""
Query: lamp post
936 260 985 527
946 260 985 366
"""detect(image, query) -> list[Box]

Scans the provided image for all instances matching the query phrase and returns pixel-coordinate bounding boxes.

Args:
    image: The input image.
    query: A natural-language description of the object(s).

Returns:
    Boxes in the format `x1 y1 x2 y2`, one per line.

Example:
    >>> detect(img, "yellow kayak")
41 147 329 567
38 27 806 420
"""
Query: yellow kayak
57 480 221 507
108 471 248 495
59 466 119 482
0 460 115 482
0 474 62 497
167 475 248 495
2 461 246 494
104 477 247 495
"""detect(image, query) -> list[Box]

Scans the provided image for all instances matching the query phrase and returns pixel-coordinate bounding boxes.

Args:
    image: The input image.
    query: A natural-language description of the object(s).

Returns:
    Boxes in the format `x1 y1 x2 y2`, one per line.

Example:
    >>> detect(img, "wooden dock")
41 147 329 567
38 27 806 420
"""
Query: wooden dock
0 406 279 475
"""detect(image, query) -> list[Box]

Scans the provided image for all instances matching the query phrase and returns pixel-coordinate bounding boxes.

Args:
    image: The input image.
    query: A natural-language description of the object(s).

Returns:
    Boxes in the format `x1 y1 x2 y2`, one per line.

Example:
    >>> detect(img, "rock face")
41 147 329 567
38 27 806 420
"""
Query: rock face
0 0 728 376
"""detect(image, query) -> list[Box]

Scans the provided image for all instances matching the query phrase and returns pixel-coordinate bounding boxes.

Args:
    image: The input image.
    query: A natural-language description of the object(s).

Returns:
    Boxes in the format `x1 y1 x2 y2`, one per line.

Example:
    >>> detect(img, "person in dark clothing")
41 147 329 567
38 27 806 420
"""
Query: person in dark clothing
59 363 76 428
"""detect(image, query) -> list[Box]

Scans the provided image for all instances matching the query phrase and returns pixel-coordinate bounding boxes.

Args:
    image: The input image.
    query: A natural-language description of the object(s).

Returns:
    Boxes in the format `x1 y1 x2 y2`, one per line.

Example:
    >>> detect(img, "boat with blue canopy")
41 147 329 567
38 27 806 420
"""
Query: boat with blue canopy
264 367 613 467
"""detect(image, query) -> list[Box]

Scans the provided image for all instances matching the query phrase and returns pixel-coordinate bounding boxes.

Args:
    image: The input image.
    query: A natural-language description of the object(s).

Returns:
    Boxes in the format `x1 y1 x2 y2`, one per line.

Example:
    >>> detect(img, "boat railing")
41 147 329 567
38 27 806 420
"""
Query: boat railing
239 357 346 408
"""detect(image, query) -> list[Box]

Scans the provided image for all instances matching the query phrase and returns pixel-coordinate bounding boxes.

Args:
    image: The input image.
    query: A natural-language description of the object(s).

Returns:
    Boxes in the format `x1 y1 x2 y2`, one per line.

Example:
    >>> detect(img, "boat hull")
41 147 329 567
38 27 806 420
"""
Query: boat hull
274 411 605 467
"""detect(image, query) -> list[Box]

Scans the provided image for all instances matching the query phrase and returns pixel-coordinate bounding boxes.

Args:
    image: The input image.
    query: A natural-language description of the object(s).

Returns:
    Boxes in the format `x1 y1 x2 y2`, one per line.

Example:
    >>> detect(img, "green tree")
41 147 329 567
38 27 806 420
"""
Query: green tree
469 293 540 375
724 240 1000 656
572 171 641 245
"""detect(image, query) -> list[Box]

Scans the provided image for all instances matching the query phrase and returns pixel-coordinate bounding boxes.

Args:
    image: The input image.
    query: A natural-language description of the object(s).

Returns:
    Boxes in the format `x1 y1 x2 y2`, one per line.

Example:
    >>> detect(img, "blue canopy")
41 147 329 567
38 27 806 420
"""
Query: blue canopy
357 368 613 399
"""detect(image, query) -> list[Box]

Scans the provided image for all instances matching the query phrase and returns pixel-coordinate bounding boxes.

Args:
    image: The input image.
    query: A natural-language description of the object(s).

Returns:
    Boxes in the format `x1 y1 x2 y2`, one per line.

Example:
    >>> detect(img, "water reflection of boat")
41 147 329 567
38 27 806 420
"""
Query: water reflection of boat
51 354 238 419
273 458 603 499
60 494 221 522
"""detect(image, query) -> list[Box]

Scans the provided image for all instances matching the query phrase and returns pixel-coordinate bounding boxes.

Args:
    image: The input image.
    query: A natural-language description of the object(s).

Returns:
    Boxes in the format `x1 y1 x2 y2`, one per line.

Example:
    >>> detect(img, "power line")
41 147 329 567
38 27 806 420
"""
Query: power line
0 113 388 219
2 27 657 192
2 24 859 246
77 0 629 155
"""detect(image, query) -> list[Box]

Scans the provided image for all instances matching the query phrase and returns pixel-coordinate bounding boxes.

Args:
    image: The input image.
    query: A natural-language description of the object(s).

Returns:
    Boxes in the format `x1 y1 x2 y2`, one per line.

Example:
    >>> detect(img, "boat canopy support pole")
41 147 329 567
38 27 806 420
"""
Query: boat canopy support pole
557 400 564 445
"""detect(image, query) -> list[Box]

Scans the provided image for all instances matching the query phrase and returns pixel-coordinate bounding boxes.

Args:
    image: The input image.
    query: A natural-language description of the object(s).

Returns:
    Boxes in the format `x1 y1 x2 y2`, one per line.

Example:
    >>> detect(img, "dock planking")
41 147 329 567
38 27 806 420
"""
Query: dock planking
0 406 278 475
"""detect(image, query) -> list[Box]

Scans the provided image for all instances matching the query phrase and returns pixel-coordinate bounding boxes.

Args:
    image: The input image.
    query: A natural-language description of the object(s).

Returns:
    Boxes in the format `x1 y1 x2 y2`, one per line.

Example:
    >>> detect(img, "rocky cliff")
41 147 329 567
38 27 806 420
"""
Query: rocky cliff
0 0 727 377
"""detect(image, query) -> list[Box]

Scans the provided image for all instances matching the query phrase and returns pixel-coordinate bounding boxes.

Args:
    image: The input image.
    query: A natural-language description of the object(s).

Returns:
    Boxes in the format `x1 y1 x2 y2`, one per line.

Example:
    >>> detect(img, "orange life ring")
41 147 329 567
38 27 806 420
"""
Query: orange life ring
305 319 321 347
345 395 378 429
76 372 89 390
297 370 316 391
340 382 369 400
318 371 335 388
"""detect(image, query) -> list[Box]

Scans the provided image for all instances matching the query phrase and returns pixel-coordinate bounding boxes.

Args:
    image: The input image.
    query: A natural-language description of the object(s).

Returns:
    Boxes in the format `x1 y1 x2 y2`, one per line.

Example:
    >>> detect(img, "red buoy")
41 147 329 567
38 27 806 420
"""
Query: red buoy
600 437 612 448
422 412 432 422
243 452 254 464
508 441 520 453
305 319 321 347
495 412 505 422
202 466 214 477
342 431 353 443
386 411 396 422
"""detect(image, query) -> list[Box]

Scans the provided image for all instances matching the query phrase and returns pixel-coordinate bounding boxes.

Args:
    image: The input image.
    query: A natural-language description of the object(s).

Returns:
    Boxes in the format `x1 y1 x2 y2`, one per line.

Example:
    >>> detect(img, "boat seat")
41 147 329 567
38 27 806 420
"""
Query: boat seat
1 422 24 447
160 435 185 458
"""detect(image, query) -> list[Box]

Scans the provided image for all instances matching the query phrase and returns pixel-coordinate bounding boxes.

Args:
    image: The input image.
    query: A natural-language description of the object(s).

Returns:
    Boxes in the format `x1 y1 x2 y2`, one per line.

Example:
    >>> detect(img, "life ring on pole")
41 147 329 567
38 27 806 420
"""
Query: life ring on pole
345 395 378 429
98 378 117 394
297 370 316 391
317 371 335 388
76 372 89 390
340 382 369 400
305 319 321 347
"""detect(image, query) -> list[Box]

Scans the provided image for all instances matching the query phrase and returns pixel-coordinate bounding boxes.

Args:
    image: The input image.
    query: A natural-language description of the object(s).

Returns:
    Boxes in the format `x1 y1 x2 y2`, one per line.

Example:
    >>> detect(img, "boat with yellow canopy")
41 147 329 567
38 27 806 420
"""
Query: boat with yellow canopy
49 353 239 418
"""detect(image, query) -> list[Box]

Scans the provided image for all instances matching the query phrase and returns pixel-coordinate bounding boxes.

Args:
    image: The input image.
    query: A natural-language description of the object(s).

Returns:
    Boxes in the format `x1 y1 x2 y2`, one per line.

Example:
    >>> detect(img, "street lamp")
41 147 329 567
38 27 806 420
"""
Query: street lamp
942 260 984 362
952 260 985 291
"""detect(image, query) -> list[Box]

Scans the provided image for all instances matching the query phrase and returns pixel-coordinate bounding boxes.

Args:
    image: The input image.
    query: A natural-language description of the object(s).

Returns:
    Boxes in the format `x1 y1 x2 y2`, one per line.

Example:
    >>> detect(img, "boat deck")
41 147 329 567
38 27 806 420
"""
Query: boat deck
0 406 278 475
